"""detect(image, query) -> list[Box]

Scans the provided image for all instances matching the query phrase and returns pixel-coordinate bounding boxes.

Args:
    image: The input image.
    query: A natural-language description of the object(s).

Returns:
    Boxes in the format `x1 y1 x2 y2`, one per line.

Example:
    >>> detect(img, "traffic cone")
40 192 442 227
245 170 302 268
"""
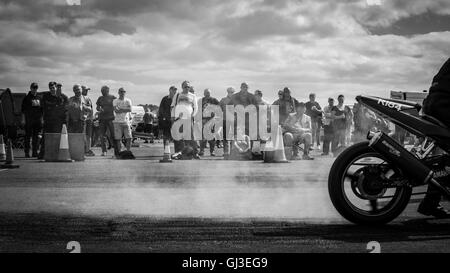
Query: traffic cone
264 126 289 163
55 124 73 162
0 139 19 169
159 140 173 163
0 135 6 162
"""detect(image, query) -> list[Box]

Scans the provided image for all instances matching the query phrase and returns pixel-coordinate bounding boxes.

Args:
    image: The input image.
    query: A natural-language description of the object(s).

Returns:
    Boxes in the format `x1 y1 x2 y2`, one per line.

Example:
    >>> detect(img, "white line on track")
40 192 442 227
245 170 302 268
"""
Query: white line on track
0 169 8 173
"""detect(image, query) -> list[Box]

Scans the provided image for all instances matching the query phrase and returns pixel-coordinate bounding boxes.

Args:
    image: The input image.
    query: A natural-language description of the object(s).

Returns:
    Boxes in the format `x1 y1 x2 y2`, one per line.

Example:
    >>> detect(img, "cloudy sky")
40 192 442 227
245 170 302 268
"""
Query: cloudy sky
1 0 450 106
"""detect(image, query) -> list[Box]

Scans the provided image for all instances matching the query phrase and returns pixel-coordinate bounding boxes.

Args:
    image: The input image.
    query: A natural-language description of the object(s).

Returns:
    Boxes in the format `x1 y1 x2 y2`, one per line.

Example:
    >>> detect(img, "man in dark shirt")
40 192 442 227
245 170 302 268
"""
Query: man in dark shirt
305 93 322 149
199 88 220 156
38 82 69 159
229 82 258 138
21 82 43 158
273 87 299 125
96 85 117 157
158 86 177 146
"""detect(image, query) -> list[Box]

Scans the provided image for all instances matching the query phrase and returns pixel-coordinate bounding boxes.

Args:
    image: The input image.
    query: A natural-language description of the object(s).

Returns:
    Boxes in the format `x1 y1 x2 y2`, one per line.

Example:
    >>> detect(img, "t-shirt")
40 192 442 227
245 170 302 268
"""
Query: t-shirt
305 101 322 119
67 95 88 122
84 96 94 121
322 105 333 126
96 95 116 121
332 105 346 130
273 97 299 124
230 91 257 107
283 113 311 134
158 95 173 123
42 92 68 123
172 92 198 119
113 97 132 124
21 92 43 122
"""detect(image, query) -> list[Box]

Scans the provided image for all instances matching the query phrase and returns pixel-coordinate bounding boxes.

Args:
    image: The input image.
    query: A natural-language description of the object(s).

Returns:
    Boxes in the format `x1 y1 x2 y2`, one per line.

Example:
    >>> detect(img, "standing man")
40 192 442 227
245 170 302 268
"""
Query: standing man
321 97 335 156
38 82 68 159
331 94 348 156
82 86 95 156
230 82 258 136
305 93 322 150
219 87 235 158
282 102 314 160
158 86 177 147
21 82 43 158
67 84 89 134
113 88 133 155
96 86 117 157
273 87 299 125
199 88 220 156
171 80 200 159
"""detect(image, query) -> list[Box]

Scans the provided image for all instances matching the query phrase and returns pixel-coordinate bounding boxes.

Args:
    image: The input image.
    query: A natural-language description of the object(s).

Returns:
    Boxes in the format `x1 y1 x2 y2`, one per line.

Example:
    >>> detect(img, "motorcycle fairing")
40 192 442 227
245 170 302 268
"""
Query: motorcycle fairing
356 95 450 150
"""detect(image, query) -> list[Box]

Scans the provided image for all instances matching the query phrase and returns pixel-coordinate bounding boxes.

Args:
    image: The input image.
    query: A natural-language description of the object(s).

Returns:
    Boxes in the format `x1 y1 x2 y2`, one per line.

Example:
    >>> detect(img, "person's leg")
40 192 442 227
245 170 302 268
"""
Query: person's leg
113 123 123 155
199 140 206 155
223 121 230 156
284 133 295 156
85 120 93 154
31 121 42 157
108 120 119 156
302 133 312 156
322 126 331 155
123 124 132 151
316 120 321 147
24 122 32 157
99 120 108 154
208 139 215 155
331 127 339 154
339 129 346 148
311 120 317 147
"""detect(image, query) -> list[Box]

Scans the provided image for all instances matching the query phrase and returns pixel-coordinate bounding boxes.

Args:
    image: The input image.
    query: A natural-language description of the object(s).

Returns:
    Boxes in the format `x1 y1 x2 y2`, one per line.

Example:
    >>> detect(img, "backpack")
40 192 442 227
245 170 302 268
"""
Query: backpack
118 150 135 160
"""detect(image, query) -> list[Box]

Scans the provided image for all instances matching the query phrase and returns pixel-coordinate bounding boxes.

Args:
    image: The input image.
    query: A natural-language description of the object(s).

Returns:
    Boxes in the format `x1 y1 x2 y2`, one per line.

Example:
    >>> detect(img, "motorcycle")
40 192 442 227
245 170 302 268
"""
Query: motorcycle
328 95 450 225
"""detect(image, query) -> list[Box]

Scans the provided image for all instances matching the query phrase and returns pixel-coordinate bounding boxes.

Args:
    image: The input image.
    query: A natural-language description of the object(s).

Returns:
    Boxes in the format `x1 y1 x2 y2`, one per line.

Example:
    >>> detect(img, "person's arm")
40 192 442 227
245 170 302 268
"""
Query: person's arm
96 97 103 112
192 94 199 117
158 98 165 122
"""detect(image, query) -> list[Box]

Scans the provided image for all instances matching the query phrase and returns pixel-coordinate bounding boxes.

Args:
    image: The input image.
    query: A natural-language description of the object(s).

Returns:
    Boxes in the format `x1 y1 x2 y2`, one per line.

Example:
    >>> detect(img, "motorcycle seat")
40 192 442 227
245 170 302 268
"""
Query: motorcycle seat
421 114 449 129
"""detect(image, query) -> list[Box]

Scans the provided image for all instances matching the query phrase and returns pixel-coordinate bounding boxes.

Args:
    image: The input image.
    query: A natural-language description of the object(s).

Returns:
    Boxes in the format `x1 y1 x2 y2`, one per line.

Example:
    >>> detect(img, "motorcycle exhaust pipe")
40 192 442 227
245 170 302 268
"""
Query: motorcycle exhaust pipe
367 131 450 198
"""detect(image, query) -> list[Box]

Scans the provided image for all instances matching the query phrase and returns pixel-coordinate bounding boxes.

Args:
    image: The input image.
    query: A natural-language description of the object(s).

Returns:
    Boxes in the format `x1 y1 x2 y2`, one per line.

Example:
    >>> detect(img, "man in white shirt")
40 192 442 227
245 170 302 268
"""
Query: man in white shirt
113 88 132 154
282 102 314 160
170 80 200 159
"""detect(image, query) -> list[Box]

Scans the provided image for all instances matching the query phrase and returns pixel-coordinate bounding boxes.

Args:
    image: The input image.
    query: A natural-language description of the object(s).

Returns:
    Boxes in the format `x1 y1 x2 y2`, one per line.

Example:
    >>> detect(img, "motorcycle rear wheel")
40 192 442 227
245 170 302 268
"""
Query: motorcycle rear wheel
328 141 412 225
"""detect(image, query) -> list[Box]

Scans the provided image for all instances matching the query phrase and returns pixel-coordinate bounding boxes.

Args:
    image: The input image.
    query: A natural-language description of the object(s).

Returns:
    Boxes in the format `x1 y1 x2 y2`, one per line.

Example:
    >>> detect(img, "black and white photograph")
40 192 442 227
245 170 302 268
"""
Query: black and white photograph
1 0 450 261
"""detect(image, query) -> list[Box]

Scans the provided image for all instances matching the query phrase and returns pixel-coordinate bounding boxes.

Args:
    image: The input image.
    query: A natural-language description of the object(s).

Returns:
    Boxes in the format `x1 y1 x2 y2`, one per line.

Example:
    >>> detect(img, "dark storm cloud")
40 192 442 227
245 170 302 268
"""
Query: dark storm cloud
367 12 450 36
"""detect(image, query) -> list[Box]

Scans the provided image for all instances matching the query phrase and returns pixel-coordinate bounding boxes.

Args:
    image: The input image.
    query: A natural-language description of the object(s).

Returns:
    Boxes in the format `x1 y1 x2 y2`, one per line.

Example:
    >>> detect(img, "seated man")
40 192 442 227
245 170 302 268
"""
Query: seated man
282 102 314 160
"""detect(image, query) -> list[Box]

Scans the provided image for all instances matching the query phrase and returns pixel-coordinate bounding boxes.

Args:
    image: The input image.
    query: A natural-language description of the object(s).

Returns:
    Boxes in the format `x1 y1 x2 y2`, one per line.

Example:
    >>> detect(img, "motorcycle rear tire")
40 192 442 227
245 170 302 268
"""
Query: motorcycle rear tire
328 141 412 225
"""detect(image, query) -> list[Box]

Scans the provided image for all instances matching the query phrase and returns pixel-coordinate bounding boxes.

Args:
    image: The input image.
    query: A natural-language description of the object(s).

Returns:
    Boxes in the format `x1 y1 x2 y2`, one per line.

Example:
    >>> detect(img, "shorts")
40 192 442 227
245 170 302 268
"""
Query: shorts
113 123 132 140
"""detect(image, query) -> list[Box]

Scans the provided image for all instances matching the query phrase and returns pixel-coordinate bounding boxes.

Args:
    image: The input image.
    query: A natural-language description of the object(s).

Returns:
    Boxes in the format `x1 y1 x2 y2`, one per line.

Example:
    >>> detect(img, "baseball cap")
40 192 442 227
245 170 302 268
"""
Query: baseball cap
169 86 177 91
82 85 91 91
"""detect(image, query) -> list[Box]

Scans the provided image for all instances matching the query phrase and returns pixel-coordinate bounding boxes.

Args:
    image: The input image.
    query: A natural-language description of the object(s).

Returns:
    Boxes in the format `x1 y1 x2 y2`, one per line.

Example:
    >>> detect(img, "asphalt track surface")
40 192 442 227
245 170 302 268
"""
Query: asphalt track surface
1 142 450 253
